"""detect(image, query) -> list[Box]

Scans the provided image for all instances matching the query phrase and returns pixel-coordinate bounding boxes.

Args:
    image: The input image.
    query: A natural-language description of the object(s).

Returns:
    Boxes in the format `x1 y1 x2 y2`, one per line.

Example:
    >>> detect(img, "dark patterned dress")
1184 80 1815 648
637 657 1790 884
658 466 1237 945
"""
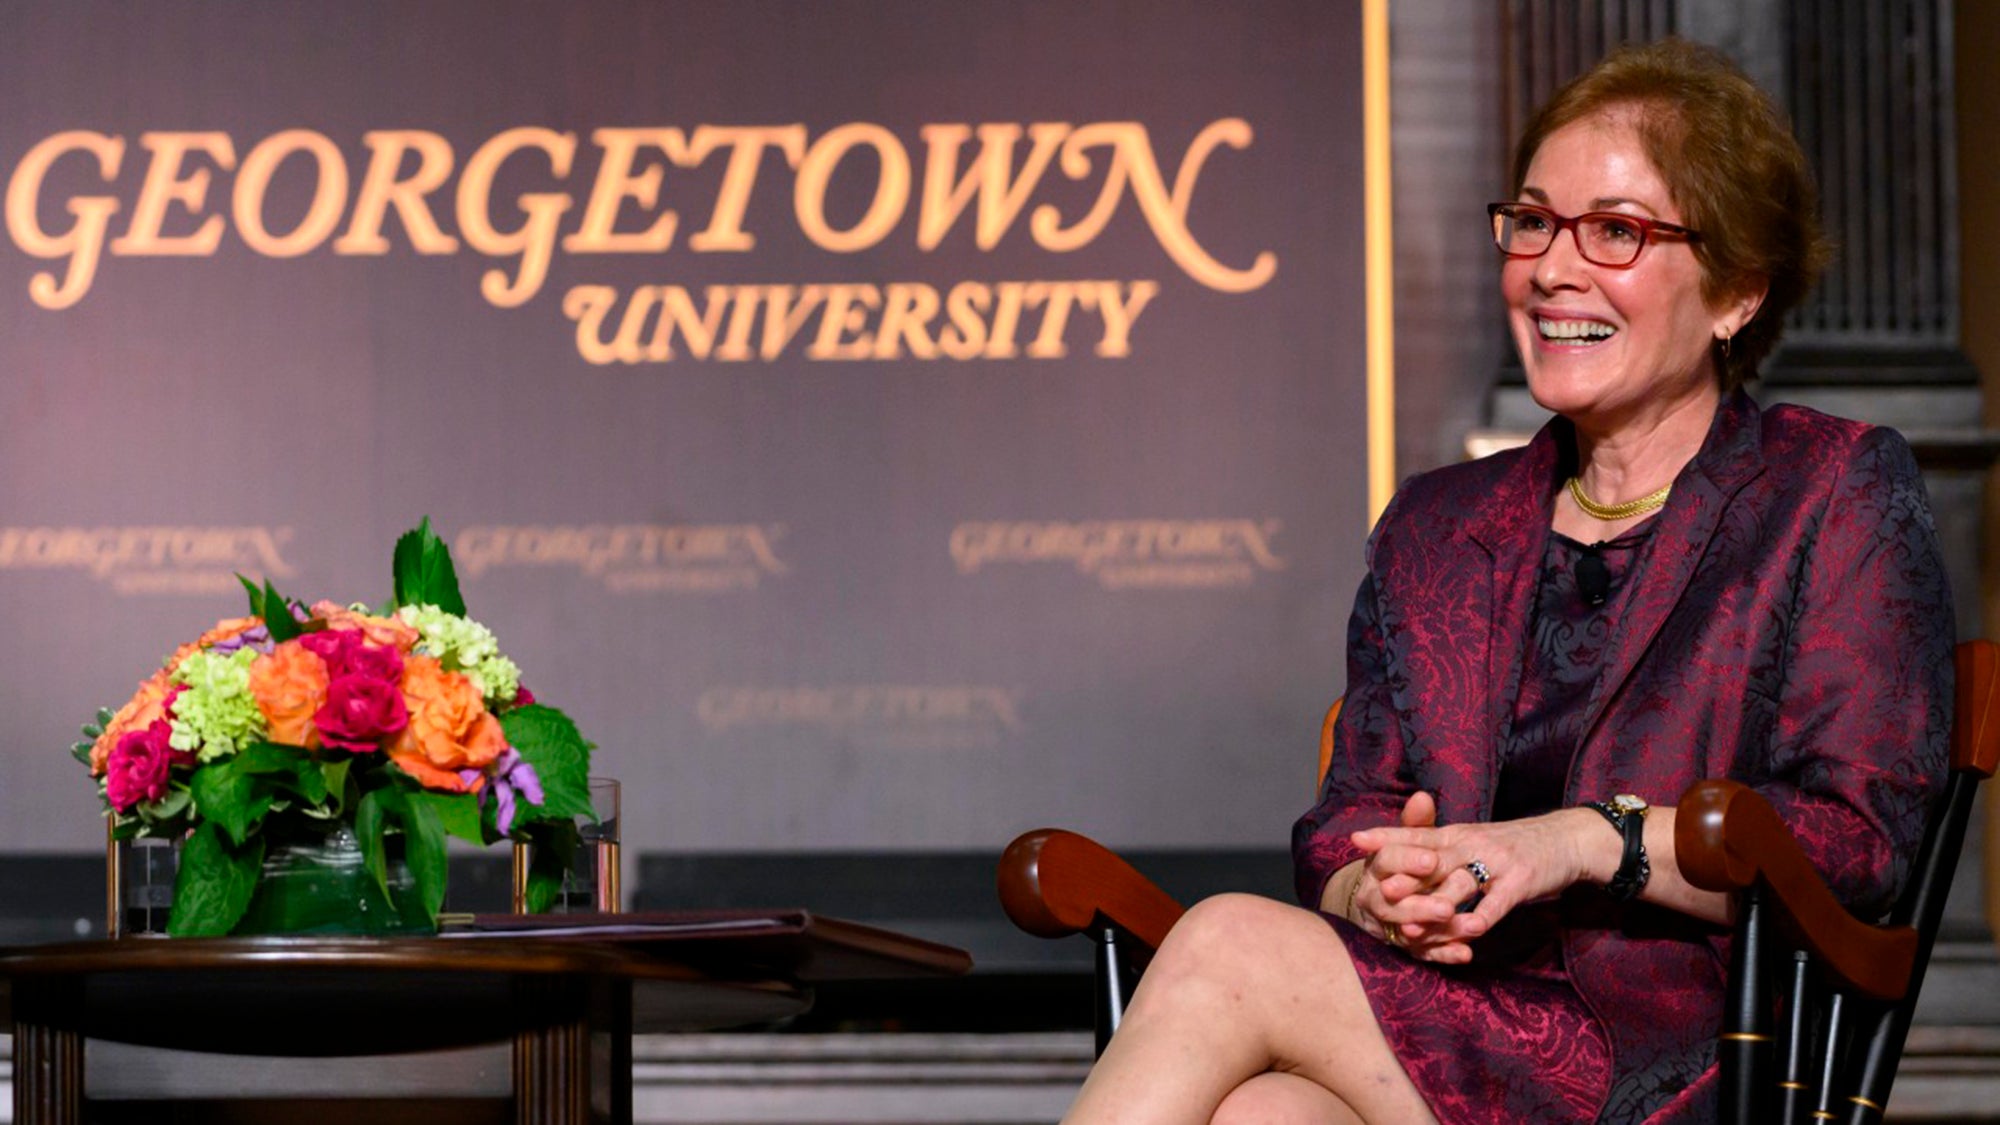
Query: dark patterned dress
1322 522 1655 1124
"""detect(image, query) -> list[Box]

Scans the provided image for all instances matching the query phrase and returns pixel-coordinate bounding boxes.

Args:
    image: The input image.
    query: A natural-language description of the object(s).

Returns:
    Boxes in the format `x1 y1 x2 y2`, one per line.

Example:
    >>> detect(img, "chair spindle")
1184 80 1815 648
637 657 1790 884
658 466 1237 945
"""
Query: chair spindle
1720 882 1775 1120
1777 950 1814 1125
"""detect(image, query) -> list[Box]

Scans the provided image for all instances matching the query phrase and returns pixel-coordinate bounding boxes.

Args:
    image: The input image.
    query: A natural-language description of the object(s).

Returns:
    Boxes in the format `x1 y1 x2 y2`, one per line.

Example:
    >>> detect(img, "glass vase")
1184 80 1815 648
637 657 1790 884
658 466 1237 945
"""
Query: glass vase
232 825 433 936
107 830 182 938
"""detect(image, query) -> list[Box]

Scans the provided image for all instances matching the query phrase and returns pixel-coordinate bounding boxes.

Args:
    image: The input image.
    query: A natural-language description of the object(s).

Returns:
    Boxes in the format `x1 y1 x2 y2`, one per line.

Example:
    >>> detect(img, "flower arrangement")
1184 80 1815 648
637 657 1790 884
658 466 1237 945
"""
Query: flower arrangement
75 520 593 935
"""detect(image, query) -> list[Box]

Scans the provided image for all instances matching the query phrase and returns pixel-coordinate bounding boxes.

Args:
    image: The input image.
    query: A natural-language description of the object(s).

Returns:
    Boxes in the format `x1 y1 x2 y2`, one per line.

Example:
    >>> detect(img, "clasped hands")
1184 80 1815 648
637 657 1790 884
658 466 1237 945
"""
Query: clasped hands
1343 791 1598 964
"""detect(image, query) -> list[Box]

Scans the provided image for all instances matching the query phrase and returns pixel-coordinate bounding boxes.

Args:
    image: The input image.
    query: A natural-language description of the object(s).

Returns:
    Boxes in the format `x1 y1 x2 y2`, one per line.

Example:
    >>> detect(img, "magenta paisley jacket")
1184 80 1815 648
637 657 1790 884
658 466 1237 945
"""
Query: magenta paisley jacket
1293 391 1954 1122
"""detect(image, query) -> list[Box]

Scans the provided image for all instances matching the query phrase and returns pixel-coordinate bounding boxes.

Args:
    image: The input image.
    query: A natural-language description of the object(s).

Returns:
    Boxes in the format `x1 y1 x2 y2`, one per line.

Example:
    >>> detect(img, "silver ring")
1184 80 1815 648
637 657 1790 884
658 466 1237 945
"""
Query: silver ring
1465 859 1492 889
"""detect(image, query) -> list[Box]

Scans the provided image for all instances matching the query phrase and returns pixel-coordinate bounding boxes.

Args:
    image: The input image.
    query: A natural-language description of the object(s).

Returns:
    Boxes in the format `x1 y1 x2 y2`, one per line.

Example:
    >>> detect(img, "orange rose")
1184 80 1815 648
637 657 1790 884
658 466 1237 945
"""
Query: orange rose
196 615 264 648
310 602 419 651
90 668 178 776
247 641 330 748
388 655 504 791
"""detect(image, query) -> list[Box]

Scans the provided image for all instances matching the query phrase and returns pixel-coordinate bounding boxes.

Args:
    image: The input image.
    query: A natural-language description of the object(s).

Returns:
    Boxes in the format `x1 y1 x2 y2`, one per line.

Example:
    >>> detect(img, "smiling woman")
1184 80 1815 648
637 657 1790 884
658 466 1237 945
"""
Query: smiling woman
1498 106 1756 527
1058 37 1954 1125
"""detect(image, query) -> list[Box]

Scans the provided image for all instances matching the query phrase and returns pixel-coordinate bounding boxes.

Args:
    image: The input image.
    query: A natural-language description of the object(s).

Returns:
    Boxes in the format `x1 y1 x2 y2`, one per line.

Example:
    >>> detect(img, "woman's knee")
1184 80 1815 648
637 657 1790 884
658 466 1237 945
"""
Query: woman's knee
1164 894 1309 955
1211 1071 1360 1125
1140 893 1353 1000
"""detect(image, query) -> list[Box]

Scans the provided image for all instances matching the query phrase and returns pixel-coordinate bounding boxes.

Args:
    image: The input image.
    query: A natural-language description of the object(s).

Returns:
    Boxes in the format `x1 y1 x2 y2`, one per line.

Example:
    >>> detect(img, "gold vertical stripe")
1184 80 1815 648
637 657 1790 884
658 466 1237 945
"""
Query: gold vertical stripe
1363 0 1396 523
104 816 121 940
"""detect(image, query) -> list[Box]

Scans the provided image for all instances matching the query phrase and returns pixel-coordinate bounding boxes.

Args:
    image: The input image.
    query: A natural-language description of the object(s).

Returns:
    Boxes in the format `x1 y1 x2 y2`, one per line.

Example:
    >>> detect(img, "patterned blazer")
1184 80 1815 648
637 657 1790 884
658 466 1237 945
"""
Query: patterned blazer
1293 391 1954 1121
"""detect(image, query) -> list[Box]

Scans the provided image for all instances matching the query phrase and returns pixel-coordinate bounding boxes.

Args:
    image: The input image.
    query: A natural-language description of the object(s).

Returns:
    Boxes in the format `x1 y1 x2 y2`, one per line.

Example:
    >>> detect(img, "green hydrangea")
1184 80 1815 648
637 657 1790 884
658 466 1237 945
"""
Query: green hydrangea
168 648 266 761
467 654 521 704
399 604 518 704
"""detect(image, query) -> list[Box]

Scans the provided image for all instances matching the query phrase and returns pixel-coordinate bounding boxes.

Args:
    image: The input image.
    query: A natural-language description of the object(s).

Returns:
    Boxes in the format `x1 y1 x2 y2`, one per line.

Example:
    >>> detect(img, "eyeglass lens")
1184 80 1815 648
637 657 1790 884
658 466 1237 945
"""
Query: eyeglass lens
1492 208 1650 267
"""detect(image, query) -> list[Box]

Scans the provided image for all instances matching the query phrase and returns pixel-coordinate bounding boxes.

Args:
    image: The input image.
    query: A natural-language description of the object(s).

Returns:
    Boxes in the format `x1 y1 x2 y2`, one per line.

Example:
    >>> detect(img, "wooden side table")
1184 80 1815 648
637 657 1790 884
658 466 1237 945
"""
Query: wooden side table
1 911 971 1125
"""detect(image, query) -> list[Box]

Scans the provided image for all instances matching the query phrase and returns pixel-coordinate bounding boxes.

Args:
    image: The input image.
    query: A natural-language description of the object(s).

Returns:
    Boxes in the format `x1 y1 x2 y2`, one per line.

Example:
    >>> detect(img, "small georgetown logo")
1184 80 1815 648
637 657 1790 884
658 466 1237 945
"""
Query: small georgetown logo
949 518 1286 589
696 684 1025 750
454 524 789 593
0 526 294 596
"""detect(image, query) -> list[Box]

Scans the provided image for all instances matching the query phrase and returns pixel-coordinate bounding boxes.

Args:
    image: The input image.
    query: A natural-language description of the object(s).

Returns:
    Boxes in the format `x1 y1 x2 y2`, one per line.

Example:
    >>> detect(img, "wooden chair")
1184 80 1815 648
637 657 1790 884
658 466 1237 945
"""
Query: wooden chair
997 638 2000 1121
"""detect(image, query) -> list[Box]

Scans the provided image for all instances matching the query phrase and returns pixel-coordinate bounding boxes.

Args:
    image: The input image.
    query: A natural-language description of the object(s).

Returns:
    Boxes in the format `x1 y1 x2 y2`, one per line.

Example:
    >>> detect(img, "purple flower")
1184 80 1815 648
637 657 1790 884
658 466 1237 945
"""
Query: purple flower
209 622 273 656
461 746 544 835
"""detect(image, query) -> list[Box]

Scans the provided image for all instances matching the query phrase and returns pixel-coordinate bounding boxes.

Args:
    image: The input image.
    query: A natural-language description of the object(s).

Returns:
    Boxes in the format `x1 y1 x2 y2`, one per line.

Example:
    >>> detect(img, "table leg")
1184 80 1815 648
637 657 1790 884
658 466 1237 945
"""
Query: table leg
13 981 84 1125
597 978 633 1124
512 975 592 1125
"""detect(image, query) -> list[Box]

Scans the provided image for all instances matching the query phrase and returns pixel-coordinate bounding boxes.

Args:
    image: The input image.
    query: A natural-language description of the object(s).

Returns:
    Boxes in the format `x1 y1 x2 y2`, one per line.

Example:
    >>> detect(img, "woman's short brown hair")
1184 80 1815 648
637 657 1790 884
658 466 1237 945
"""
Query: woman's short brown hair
1511 38 1831 388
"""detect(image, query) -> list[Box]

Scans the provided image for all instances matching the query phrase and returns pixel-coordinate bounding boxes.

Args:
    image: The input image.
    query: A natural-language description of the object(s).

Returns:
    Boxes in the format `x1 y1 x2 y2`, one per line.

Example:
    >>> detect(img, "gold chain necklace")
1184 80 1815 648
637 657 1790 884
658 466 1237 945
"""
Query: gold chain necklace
1566 476 1671 521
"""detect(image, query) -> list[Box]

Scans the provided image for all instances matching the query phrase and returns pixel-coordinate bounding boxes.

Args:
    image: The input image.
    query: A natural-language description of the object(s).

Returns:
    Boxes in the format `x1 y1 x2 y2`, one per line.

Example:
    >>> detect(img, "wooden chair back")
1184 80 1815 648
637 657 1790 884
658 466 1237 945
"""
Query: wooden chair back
1316 699 1341 792
1688 638 2000 1123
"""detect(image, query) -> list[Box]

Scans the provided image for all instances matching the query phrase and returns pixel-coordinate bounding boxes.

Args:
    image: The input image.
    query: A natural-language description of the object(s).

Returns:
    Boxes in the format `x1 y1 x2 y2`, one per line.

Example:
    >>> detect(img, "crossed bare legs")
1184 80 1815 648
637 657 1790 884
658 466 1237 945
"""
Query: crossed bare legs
1060 892 1437 1125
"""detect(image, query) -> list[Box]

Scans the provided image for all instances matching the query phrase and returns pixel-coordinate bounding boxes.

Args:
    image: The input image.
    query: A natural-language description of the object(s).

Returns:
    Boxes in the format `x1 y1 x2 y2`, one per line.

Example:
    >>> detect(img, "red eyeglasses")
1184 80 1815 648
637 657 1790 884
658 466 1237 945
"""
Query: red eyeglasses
1488 202 1700 268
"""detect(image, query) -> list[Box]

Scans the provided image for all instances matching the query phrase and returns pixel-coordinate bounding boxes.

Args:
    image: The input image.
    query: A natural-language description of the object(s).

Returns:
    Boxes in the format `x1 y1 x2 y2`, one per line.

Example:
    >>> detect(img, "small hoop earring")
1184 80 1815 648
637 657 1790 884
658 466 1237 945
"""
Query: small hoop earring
1717 330 1732 359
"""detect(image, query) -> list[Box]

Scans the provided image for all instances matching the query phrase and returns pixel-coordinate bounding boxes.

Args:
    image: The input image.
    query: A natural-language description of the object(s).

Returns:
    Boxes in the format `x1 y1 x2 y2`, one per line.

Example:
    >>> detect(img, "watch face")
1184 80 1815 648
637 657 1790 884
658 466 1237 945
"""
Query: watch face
1610 794 1649 817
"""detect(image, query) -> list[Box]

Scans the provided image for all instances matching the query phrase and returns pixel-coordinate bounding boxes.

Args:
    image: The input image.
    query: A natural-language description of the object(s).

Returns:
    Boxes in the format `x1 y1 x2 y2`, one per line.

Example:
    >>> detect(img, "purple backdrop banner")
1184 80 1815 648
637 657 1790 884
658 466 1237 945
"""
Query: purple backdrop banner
0 1 1368 856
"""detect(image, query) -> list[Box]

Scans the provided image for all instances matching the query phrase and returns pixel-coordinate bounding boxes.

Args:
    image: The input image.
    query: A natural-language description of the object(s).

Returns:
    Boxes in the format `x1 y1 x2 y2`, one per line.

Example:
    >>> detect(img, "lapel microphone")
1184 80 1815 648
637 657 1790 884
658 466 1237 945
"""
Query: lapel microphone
1575 547 1611 607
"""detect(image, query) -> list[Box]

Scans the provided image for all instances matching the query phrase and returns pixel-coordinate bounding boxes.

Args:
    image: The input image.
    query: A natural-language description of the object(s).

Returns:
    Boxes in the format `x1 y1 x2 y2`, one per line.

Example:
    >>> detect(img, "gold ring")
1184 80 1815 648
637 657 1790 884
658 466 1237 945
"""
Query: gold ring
1382 924 1406 948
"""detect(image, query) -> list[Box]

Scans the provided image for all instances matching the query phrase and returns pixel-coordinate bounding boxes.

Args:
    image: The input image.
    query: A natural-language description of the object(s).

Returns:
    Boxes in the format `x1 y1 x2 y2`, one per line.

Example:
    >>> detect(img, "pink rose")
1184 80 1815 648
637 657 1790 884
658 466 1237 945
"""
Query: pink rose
302 628 406 683
313 674 411 752
105 719 176 812
342 640 405 683
299 628 361 673
309 602 419 651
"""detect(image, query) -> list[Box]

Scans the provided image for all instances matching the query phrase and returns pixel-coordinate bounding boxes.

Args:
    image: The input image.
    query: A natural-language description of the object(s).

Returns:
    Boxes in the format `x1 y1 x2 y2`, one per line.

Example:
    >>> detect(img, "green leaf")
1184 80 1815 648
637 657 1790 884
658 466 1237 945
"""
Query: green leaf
237 742 329 805
168 821 265 937
259 769 326 808
236 741 302 774
414 790 486 846
501 705 593 825
262 580 301 642
190 755 273 848
145 785 194 823
236 574 301 642
319 759 352 817
71 740 94 766
391 517 466 615
238 573 266 617
233 568 296 640
234 743 285 772
355 786 401 900
401 794 449 925
522 820 578 913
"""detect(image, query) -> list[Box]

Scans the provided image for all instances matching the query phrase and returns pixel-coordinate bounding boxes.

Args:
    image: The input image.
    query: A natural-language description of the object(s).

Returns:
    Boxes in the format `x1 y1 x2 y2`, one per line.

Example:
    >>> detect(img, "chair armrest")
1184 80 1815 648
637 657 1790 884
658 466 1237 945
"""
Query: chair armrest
996 829 1186 952
1676 779 1918 1000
